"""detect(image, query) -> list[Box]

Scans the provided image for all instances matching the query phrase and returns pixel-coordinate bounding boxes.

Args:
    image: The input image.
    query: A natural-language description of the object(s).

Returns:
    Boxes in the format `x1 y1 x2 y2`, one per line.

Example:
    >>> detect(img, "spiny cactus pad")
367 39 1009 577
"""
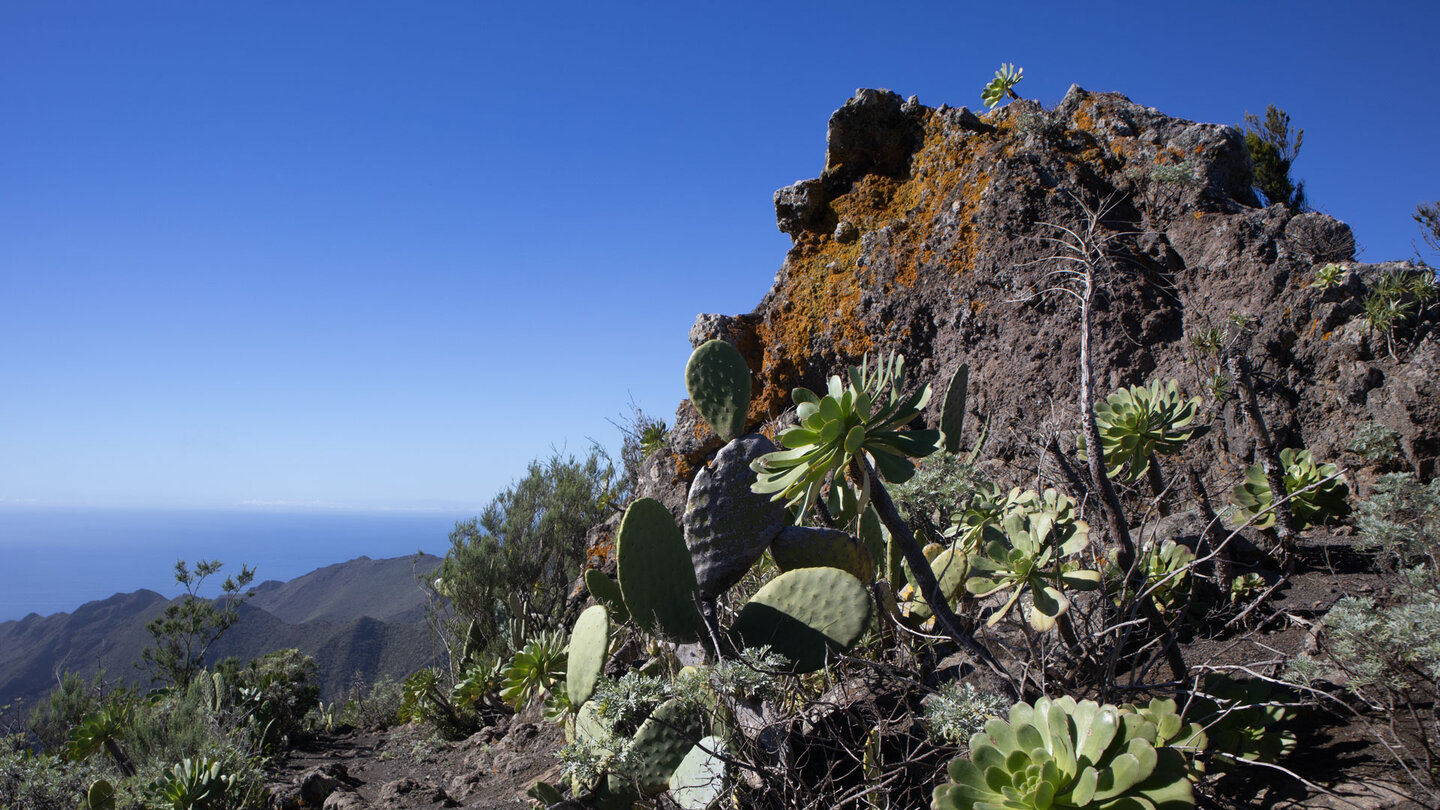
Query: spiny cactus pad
732 566 872 673
617 499 703 643
685 339 752 442
630 698 706 794
567 605 609 708
683 434 787 599
770 525 875 583
584 568 630 623
941 363 969 454
668 736 727 810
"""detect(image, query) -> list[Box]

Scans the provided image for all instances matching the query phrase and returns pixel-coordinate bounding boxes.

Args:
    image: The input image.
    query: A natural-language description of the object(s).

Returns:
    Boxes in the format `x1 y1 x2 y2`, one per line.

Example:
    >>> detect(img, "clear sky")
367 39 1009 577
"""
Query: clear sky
2 1 1436 513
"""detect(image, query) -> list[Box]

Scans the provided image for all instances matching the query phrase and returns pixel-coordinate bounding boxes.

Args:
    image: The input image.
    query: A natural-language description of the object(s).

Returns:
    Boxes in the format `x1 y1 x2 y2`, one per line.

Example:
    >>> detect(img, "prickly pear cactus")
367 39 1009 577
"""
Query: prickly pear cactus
630 698 706 794
683 434 787 599
668 736 727 810
731 566 872 673
617 498 703 643
584 569 630 623
85 779 116 810
941 363 969 454
770 524 875 583
567 605 610 708
685 339 752 442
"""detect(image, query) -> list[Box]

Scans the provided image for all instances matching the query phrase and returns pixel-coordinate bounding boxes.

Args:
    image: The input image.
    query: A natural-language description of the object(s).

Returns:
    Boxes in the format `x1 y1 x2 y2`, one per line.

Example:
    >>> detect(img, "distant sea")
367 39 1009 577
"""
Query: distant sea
0 508 471 621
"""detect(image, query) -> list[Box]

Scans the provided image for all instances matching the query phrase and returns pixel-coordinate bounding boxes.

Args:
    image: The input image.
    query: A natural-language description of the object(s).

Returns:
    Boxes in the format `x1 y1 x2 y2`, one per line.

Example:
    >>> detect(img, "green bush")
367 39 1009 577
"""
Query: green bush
922 682 1008 745
1349 422 1405 470
1242 105 1305 210
0 734 108 810
434 448 619 662
340 675 405 731
27 670 109 754
234 649 319 751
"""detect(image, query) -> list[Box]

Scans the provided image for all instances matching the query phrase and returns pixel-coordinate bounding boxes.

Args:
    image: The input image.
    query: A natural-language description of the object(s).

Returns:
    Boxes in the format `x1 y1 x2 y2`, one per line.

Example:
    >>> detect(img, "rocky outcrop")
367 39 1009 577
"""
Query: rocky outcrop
638 86 1437 512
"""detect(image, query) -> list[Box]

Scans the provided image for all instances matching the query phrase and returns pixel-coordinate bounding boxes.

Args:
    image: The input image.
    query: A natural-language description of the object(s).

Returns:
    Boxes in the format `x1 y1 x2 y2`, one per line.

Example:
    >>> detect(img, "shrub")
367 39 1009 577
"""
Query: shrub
922 682 1008 745
1313 473 1440 797
340 675 405 731
0 734 108 810
434 448 619 662
233 649 319 751
1350 422 1405 470
1242 105 1305 210
27 670 109 754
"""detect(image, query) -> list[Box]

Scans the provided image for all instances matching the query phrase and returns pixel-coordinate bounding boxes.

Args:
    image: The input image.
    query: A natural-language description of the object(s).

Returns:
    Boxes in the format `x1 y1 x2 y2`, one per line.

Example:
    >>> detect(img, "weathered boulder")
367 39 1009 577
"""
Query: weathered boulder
630 86 1437 516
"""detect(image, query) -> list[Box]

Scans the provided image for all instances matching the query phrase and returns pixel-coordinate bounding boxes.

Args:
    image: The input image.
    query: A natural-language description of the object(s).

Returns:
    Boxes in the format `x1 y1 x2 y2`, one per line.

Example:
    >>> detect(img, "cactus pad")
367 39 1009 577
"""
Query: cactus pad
732 566 872 673
567 605 610 708
904 547 969 622
617 498 703 643
683 434 787 598
576 700 607 743
630 697 705 794
941 363 969 454
685 340 752 442
668 736 727 810
584 568 630 623
770 525 875 583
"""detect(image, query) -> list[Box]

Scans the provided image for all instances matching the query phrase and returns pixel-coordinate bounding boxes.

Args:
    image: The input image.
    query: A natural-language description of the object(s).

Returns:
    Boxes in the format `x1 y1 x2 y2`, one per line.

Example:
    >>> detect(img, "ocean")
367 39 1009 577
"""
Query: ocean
0 507 471 621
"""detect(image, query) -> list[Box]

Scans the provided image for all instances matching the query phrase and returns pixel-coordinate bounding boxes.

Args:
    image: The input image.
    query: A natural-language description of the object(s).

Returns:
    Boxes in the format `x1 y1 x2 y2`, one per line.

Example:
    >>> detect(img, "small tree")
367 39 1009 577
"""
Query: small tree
435 448 619 659
1243 105 1306 210
140 560 255 689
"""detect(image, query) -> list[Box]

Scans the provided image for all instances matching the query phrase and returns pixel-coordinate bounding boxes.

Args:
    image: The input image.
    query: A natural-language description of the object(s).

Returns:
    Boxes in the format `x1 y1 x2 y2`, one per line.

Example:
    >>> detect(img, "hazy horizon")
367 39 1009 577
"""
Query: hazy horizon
0 506 466 621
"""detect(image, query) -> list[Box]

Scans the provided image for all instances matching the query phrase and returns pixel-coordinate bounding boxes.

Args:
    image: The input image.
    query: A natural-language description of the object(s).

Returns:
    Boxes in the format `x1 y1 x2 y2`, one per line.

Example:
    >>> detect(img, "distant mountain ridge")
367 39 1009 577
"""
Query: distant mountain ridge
0 554 444 716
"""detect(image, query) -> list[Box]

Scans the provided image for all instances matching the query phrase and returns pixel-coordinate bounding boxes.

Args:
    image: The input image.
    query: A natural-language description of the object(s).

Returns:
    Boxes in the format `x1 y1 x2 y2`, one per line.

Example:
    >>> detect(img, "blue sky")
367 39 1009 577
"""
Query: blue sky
1 1 1436 512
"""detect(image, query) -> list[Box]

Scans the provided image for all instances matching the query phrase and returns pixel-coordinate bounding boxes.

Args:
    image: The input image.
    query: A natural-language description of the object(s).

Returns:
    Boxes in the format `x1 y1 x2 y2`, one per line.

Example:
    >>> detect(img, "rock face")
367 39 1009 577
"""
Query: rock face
640 86 1437 510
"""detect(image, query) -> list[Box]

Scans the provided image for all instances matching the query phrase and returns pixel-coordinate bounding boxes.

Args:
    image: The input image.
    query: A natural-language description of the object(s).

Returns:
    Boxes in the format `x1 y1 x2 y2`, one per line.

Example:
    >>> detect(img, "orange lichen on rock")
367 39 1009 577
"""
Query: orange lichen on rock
751 109 998 417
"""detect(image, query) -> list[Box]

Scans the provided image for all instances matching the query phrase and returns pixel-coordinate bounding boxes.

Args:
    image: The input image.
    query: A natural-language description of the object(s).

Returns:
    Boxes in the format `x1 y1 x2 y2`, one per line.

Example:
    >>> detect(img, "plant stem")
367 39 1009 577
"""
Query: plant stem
860 456 1026 699
1227 353 1297 554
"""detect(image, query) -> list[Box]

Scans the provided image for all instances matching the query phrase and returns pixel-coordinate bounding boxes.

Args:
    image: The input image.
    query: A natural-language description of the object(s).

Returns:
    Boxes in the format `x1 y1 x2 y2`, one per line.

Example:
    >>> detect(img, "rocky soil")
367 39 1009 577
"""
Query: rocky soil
266 714 564 810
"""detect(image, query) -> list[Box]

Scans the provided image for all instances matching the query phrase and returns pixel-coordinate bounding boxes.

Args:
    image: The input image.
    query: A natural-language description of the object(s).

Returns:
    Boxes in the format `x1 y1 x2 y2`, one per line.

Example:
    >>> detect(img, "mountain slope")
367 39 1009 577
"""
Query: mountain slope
0 554 445 716
248 554 440 625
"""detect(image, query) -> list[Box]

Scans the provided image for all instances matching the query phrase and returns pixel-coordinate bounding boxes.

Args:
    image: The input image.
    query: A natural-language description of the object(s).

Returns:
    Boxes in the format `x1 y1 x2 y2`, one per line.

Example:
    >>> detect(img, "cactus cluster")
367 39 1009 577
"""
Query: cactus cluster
562 342 888 807
604 497 872 674
1229 448 1350 530
932 696 1197 810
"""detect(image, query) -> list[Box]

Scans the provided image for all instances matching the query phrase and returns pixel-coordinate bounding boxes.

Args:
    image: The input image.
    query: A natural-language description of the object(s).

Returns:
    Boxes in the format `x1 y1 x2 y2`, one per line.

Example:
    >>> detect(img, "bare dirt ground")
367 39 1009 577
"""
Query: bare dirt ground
267 714 565 810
